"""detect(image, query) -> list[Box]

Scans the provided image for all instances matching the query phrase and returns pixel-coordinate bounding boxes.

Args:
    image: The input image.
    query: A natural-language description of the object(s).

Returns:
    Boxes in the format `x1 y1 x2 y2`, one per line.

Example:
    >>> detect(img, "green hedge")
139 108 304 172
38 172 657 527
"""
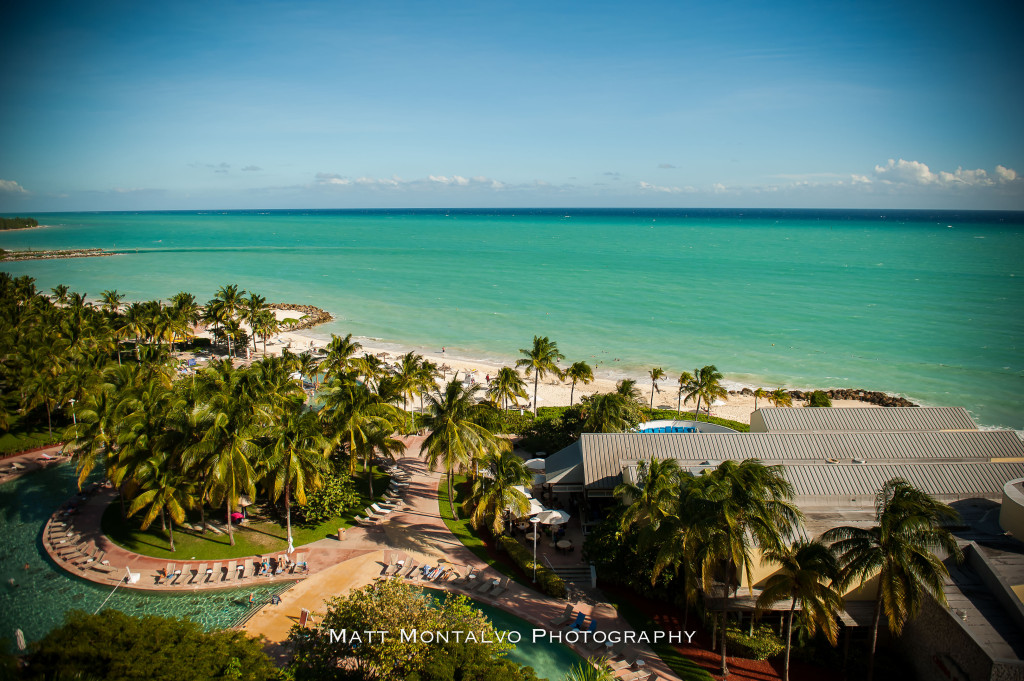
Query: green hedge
726 625 784 660
497 536 567 599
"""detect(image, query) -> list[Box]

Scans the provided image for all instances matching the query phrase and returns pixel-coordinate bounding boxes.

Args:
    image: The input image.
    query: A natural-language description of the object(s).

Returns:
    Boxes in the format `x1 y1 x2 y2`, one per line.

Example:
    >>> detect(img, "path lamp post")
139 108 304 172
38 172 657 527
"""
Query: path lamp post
68 398 76 426
531 516 540 582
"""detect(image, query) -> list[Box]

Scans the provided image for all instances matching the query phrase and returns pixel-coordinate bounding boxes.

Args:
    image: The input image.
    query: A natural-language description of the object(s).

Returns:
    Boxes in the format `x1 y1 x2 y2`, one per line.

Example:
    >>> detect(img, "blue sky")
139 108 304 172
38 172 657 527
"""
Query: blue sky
2 0 1022 211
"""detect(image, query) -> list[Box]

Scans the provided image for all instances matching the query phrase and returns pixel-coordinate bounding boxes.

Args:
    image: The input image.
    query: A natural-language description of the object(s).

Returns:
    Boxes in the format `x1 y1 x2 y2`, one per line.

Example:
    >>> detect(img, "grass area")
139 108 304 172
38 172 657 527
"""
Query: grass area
437 474 523 582
103 467 391 560
604 596 714 681
0 414 64 454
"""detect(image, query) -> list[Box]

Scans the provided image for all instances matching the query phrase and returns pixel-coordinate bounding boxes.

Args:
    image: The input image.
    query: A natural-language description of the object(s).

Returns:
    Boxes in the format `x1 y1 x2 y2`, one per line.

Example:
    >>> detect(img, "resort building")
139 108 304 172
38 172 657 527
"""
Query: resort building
544 407 1024 680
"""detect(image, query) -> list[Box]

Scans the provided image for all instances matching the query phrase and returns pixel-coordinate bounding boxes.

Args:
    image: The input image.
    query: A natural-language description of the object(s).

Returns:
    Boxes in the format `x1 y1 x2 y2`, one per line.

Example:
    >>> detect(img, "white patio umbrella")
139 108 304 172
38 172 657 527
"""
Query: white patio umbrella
526 499 546 516
535 509 570 525
524 458 546 472
512 484 533 499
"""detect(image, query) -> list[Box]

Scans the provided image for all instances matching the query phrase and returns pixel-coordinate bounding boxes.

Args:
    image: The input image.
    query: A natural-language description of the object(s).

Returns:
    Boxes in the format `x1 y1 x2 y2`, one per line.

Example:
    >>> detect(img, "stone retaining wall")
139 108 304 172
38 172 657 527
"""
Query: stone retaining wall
269 303 334 331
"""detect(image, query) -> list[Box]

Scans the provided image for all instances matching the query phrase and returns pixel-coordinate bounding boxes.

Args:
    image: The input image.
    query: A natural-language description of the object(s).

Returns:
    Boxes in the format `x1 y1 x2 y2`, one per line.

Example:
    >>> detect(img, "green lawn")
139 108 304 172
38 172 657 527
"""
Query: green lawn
0 421 63 454
103 468 391 560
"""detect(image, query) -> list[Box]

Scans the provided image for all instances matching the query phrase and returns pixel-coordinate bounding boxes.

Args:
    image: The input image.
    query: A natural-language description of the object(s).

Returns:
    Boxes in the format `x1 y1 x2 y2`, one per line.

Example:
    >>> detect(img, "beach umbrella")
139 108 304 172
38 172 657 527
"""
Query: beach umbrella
512 485 533 499
524 458 546 472
15 629 25 651
535 509 570 525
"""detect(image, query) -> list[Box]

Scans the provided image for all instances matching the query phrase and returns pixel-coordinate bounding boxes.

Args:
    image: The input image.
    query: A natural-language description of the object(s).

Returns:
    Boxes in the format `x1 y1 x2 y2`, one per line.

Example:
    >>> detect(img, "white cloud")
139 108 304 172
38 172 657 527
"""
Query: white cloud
638 181 697 194
0 179 28 195
872 158 1019 188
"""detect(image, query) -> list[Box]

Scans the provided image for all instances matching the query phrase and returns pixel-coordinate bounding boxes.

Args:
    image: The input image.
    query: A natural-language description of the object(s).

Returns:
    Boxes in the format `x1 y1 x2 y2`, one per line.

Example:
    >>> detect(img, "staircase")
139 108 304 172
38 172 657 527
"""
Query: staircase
549 564 595 588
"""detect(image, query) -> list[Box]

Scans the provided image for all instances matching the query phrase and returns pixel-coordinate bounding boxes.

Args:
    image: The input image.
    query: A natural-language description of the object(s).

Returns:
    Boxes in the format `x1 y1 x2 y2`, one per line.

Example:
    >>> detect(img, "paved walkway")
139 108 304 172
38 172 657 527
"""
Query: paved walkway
242 438 682 681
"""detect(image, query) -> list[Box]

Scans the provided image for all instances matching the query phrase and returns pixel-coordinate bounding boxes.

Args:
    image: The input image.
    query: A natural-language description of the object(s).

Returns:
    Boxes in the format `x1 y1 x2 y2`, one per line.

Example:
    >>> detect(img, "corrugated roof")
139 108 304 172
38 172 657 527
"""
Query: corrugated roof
579 431 1024 489
782 462 1024 499
750 406 978 433
543 441 584 485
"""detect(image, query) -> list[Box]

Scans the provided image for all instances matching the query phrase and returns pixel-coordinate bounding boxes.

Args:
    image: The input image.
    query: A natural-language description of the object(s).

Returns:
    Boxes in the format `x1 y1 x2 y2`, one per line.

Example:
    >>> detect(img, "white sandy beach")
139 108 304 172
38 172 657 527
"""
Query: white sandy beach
239 309 879 426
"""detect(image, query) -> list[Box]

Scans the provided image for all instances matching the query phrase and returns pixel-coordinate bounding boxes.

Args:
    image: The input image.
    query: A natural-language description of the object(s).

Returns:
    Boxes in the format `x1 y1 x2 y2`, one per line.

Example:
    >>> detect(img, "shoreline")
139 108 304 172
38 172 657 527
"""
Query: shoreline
262 312 909 426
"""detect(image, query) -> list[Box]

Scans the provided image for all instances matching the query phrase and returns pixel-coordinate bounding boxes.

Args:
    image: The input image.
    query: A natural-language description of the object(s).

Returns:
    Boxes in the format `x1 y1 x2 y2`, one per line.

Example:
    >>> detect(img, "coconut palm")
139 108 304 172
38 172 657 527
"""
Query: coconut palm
486 366 528 411
420 380 505 518
321 333 362 380
648 367 666 409
393 351 427 433
564 657 616 681
126 450 193 553
770 387 793 408
296 353 321 395
516 336 564 415
676 371 695 415
756 539 843 681
696 365 728 419
243 293 268 352
613 457 682 539
823 479 963 681
50 284 70 305
753 387 767 410
99 289 124 314
268 406 331 548
581 392 634 433
469 446 528 536
564 361 594 406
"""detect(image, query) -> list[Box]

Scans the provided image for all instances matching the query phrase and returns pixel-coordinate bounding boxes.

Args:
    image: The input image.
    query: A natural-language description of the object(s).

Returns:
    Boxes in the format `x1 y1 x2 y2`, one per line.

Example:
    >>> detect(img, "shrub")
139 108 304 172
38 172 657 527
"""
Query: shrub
726 625 785 660
295 471 359 524
497 536 568 599
807 390 832 407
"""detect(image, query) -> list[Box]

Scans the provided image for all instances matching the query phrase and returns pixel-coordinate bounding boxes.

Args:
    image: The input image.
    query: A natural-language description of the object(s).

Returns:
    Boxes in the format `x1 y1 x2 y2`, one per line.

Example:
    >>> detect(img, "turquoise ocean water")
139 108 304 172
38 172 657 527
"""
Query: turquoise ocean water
1 208 1022 430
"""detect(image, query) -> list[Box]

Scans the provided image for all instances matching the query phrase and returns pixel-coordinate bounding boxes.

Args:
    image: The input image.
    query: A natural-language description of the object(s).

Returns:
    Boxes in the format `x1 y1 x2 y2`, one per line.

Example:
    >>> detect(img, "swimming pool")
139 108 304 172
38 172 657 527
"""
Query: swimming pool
0 462 288 646
428 588 583 681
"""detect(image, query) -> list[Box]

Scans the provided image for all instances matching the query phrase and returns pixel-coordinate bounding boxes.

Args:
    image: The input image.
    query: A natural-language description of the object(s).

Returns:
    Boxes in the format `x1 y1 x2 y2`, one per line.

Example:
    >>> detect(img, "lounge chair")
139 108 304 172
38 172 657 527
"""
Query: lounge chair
488 577 511 599
192 564 204 583
452 569 477 586
211 562 222 582
239 560 252 579
225 561 236 581
400 559 419 578
171 564 183 584
564 612 586 630
475 577 498 595
620 671 652 681
92 562 118 576
548 606 573 626
57 542 88 557
370 503 393 517
275 556 286 575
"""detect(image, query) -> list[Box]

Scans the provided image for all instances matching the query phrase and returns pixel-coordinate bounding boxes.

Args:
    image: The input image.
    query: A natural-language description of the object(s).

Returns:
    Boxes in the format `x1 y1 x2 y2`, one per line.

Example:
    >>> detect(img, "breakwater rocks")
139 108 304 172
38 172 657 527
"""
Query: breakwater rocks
270 303 334 330
731 387 916 407
1 248 113 261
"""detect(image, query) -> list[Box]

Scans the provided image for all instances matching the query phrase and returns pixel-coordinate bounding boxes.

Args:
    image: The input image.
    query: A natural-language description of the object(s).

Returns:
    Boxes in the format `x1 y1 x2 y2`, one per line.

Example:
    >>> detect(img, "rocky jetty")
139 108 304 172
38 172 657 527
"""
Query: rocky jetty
731 386 916 407
270 303 334 331
1 248 114 261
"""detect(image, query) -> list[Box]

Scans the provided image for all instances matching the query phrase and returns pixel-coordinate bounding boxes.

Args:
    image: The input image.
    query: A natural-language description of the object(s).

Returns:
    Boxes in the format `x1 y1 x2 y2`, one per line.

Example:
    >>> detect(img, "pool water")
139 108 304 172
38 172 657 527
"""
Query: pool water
0 462 289 646
429 588 583 681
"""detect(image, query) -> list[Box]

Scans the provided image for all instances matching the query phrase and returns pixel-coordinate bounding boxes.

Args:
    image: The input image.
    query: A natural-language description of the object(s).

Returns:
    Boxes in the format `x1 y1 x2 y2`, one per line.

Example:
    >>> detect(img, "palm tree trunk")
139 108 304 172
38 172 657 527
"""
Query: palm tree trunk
677 391 682 415
367 456 374 499
784 598 796 681
448 470 457 519
570 380 576 406
721 607 729 677
168 519 176 552
533 374 539 415
160 506 167 532
694 396 702 422
285 484 292 548
650 382 655 409
226 498 235 546
867 597 882 681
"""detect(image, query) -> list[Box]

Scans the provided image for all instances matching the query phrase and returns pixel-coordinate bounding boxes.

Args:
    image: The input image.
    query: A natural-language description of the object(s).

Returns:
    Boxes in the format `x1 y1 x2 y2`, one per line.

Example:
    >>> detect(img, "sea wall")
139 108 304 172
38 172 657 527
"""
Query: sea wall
269 303 333 331
731 387 917 407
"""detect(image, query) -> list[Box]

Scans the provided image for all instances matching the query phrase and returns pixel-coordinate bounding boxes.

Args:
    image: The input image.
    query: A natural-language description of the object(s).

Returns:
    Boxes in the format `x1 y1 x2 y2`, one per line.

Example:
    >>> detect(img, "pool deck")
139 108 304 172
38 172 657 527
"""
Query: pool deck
27 437 680 680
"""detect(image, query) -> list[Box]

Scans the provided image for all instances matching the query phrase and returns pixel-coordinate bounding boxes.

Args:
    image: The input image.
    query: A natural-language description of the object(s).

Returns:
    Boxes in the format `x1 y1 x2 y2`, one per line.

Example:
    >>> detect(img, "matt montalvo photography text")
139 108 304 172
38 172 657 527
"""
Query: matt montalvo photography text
329 628 698 645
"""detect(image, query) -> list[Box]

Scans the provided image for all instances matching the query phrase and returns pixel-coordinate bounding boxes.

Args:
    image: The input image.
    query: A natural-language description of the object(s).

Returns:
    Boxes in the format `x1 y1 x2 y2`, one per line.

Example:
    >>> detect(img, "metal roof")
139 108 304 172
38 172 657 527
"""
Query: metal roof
782 462 1024 500
575 431 1024 490
543 441 584 485
749 406 978 433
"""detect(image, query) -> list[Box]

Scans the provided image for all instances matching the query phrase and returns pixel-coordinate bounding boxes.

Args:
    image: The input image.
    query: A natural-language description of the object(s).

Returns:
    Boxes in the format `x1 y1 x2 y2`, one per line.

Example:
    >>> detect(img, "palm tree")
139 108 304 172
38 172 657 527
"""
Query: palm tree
615 378 643 402
696 365 728 419
648 367 666 409
321 333 362 379
99 289 124 314
613 457 681 539
420 380 504 518
243 293 267 352
469 446 527 536
770 387 793 408
564 657 616 681
516 336 564 415
676 371 695 415
126 451 193 553
753 387 767 411
581 392 633 433
823 479 963 681
755 539 843 681
393 351 427 433
50 284 70 305
659 459 801 677
486 366 528 411
564 361 594 406
268 406 331 548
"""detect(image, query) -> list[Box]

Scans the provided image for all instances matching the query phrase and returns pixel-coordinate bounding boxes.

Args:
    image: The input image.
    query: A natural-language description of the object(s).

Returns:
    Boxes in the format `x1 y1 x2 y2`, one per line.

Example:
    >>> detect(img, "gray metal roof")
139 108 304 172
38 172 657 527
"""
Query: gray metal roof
543 441 584 485
750 406 978 433
782 462 1024 500
576 431 1024 490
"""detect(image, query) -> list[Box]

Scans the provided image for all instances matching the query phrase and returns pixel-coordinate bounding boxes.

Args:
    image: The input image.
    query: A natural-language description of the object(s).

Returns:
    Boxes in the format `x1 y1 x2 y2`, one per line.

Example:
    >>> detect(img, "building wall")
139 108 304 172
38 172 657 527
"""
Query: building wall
901 596 994 681
999 478 1024 541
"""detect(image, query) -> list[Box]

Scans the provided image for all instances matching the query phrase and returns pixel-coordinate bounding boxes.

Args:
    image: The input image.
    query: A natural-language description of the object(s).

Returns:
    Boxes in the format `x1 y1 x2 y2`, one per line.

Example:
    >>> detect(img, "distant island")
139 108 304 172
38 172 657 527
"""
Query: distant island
0 216 39 230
